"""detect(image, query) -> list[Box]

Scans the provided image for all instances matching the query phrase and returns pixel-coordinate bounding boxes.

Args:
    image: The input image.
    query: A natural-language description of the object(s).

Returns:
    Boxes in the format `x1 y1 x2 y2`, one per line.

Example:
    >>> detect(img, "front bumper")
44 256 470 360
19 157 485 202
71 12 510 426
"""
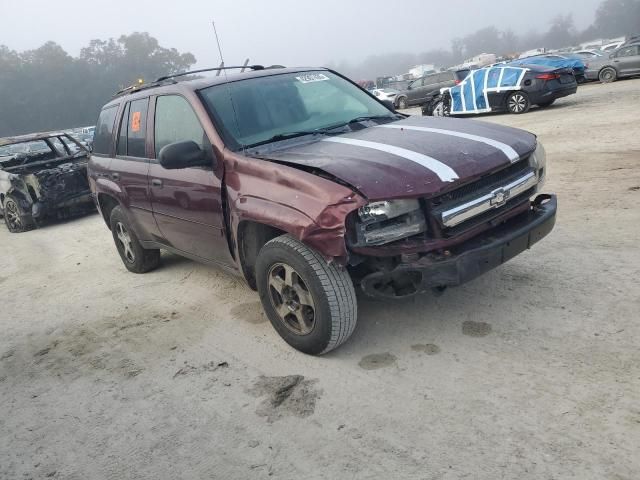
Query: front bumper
360 194 557 298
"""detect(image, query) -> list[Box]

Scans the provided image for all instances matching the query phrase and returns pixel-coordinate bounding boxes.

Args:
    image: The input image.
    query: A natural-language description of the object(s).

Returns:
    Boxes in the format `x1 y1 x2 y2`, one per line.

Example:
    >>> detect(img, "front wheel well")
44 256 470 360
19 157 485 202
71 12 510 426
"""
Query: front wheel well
97 193 120 230
237 221 285 290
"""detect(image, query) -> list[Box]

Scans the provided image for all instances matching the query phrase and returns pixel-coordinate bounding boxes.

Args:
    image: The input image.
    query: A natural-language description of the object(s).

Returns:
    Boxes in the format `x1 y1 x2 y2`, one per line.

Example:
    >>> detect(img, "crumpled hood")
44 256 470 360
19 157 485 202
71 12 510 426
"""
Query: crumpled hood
255 116 537 200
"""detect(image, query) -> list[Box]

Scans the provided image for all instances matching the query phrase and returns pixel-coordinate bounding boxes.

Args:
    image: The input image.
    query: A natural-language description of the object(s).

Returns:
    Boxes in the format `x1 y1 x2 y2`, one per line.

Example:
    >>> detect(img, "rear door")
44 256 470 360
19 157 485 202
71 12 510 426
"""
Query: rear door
406 78 424 105
110 97 162 239
613 45 640 75
147 94 232 265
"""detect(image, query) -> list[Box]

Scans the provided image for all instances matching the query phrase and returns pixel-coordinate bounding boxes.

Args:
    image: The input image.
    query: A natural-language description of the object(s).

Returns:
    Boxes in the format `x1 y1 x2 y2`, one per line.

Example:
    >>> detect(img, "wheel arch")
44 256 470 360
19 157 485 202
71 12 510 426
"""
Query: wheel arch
236 220 286 290
97 193 121 230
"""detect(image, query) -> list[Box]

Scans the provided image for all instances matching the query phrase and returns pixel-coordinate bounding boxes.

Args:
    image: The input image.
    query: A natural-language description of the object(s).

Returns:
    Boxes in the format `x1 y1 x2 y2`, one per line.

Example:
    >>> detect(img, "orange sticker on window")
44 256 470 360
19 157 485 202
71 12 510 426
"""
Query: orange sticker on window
131 111 141 132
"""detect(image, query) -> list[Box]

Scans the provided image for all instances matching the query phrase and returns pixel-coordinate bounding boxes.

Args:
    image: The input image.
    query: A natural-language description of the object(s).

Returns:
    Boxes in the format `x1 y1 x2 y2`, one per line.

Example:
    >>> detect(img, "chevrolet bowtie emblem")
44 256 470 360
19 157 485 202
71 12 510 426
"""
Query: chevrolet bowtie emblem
490 188 509 207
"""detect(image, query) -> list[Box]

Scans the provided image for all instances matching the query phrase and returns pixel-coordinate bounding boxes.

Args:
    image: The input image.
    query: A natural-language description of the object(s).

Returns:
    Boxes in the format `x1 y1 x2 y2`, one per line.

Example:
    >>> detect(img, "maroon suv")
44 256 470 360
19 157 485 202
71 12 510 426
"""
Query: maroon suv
88 66 556 355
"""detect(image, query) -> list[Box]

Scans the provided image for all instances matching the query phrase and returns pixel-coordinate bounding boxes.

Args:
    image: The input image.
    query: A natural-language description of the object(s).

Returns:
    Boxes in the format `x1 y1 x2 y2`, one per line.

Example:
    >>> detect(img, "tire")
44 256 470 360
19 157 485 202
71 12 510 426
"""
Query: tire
397 96 408 110
3 195 34 233
431 99 449 117
109 205 160 274
256 235 357 355
599 67 617 84
506 91 531 114
537 99 555 108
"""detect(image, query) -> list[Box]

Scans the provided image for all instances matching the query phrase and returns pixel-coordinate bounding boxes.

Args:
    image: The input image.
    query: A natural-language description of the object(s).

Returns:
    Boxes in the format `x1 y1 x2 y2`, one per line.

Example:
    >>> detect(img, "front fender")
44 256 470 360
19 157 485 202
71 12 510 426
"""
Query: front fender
224 152 366 263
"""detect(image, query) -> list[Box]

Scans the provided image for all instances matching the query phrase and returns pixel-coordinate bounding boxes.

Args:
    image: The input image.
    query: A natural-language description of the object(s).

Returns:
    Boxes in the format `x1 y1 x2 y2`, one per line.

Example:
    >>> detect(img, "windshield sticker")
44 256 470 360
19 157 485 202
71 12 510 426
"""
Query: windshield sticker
296 73 330 84
131 111 141 132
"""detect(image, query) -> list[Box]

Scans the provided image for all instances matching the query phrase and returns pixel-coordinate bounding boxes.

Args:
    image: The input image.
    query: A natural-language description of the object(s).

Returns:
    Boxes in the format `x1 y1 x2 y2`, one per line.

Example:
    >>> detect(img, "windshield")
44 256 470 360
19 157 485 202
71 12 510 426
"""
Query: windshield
199 70 393 149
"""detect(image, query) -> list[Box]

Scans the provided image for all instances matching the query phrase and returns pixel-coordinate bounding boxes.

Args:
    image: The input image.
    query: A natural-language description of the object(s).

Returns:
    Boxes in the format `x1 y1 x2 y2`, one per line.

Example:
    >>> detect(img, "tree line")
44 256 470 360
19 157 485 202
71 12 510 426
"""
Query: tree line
331 0 640 80
0 33 196 137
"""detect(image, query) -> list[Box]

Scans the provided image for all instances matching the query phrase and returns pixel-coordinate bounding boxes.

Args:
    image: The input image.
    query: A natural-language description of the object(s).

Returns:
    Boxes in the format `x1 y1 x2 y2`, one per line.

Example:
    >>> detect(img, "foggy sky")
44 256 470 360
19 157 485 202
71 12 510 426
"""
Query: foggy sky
4 0 603 67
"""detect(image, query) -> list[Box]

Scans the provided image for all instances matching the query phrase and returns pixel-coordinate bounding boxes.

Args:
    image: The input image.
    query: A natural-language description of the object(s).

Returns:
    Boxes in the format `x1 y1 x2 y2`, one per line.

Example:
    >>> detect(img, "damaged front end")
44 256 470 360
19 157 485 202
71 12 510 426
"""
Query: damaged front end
26 161 94 220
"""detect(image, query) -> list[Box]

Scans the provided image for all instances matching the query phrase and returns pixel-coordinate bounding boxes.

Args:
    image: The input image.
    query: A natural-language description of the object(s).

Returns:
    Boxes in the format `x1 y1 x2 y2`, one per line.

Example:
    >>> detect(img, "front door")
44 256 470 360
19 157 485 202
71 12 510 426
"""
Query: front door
147 94 233 266
613 45 640 75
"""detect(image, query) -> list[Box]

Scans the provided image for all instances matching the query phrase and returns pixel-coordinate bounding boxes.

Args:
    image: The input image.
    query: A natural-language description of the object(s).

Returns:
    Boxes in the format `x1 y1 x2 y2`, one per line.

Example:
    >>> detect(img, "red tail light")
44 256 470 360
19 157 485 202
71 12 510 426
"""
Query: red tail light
536 73 560 80
455 79 461 85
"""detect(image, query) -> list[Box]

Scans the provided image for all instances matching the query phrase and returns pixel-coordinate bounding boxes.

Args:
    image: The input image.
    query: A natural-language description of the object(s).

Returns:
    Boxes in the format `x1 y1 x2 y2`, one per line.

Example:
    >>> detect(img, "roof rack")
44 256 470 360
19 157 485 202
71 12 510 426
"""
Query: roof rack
112 64 270 98
156 65 264 82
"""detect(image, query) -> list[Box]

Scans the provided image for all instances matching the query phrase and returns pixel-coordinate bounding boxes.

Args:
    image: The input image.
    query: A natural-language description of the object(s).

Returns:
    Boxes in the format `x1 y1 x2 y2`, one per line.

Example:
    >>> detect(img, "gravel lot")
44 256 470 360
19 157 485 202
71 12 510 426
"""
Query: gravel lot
1 79 639 480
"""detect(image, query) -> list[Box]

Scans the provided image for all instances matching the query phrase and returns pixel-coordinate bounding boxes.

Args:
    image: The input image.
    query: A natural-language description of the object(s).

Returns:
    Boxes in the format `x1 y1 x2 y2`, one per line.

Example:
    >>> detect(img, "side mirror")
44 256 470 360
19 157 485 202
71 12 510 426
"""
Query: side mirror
158 141 210 169
609 53 615 59
382 99 396 112
406 84 412 90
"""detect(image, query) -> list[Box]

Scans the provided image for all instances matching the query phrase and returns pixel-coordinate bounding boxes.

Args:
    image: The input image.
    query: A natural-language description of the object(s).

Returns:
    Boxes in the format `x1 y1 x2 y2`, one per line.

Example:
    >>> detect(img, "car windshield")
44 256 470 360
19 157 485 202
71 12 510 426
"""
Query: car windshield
199 71 394 149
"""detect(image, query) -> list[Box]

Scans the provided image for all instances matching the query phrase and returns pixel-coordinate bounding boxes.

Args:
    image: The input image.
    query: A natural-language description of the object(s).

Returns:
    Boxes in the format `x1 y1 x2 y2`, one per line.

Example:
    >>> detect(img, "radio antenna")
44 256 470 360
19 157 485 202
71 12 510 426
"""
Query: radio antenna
211 20 244 151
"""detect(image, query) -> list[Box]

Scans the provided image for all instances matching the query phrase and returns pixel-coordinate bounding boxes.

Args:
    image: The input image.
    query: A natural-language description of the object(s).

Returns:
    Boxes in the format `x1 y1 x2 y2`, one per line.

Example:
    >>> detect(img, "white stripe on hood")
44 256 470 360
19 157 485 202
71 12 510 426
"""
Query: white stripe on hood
323 136 458 182
378 124 520 162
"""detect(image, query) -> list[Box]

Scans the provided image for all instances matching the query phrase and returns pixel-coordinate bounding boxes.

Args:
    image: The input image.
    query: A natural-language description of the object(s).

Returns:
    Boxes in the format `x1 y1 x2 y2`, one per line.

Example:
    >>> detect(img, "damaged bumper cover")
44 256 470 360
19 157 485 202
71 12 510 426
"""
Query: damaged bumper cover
360 194 557 298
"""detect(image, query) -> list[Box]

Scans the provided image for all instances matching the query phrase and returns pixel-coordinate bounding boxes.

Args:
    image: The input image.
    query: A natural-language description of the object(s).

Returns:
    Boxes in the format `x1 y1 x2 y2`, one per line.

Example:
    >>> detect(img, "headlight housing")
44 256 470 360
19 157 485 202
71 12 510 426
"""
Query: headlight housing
355 199 427 246
529 141 547 190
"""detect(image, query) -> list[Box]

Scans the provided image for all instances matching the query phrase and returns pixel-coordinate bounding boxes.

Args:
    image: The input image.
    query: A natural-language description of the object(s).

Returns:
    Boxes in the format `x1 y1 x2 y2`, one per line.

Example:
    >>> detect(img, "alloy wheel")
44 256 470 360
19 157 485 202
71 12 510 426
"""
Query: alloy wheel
267 262 316 335
5 200 22 230
509 94 527 113
115 221 135 263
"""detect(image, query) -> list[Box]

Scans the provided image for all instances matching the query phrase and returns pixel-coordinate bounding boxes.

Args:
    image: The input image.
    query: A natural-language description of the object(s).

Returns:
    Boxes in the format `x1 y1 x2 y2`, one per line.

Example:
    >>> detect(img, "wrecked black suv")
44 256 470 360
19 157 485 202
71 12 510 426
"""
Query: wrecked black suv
0 132 94 232
90 66 557 355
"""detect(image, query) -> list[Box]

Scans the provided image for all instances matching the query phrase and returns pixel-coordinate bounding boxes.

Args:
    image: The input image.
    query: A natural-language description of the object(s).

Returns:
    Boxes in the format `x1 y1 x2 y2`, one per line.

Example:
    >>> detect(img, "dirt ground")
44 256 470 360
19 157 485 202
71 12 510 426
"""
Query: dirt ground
1 79 639 480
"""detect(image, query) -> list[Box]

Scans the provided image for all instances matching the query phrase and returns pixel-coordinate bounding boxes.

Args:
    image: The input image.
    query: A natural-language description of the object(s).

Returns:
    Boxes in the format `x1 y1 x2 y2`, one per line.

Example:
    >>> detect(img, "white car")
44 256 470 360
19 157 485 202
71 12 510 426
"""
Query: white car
601 41 624 52
371 88 399 102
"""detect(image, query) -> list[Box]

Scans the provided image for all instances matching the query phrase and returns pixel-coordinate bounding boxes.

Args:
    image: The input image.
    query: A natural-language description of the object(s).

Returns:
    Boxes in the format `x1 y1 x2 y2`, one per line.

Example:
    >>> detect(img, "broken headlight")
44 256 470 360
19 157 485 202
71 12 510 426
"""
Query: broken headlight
529 141 547 190
356 199 427 246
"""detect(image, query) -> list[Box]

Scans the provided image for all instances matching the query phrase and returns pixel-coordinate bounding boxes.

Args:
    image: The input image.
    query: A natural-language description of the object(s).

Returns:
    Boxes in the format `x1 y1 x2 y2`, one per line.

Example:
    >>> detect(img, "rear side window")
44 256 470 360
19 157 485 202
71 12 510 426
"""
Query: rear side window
93 105 118 155
154 95 205 154
126 99 148 157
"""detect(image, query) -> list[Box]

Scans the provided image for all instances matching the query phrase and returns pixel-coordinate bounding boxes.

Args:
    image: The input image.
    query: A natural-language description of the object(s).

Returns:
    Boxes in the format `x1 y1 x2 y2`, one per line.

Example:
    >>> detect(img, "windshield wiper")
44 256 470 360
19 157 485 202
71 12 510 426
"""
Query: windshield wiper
244 115 400 149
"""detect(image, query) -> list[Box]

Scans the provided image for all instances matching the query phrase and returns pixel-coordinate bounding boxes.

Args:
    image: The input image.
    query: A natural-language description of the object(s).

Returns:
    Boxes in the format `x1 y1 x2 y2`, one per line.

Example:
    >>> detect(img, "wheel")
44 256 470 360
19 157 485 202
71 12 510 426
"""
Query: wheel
506 91 531 114
598 67 617 84
3 196 34 233
397 96 408 109
537 99 555 108
109 205 160 273
256 235 357 355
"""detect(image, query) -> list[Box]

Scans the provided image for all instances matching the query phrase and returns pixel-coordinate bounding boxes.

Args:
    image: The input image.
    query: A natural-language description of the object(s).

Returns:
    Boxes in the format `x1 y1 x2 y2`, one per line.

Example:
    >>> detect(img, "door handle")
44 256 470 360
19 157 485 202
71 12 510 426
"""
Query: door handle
151 179 163 187
111 172 120 180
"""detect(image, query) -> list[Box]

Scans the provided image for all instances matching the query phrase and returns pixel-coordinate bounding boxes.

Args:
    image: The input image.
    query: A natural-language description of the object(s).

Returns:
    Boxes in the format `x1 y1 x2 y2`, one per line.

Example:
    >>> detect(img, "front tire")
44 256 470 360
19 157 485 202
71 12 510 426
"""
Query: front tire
397 96 408 110
599 67 617 84
109 206 160 273
506 91 531 114
3 196 34 233
256 235 357 355
431 99 449 117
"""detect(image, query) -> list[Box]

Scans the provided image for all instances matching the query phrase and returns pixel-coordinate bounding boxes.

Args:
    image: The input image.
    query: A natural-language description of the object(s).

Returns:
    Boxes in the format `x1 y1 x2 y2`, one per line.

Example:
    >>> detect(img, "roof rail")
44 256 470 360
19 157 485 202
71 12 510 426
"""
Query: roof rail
112 78 178 98
156 65 265 82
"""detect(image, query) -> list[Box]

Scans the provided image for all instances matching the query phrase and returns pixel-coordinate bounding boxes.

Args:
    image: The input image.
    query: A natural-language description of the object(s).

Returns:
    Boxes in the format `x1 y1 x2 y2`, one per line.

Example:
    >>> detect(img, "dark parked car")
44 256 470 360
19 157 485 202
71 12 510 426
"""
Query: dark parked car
424 64 577 116
585 43 640 83
89 66 556 355
395 70 468 109
0 132 94 232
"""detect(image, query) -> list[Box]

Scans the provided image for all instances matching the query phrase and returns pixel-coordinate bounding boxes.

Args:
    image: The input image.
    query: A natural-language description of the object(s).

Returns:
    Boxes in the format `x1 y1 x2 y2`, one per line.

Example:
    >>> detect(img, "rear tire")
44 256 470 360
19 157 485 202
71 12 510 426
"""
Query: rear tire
3 195 34 233
537 99 555 108
598 67 617 84
506 91 531 114
256 235 357 355
109 206 160 273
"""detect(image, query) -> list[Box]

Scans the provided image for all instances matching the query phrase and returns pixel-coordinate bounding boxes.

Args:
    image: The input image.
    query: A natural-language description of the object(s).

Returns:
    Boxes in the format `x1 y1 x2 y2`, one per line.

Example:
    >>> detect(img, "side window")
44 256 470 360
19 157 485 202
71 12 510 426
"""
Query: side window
116 103 130 156
154 95 205 154
93 105 118 155
424 74 439 87
618 46 639 57
126 99 148 158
